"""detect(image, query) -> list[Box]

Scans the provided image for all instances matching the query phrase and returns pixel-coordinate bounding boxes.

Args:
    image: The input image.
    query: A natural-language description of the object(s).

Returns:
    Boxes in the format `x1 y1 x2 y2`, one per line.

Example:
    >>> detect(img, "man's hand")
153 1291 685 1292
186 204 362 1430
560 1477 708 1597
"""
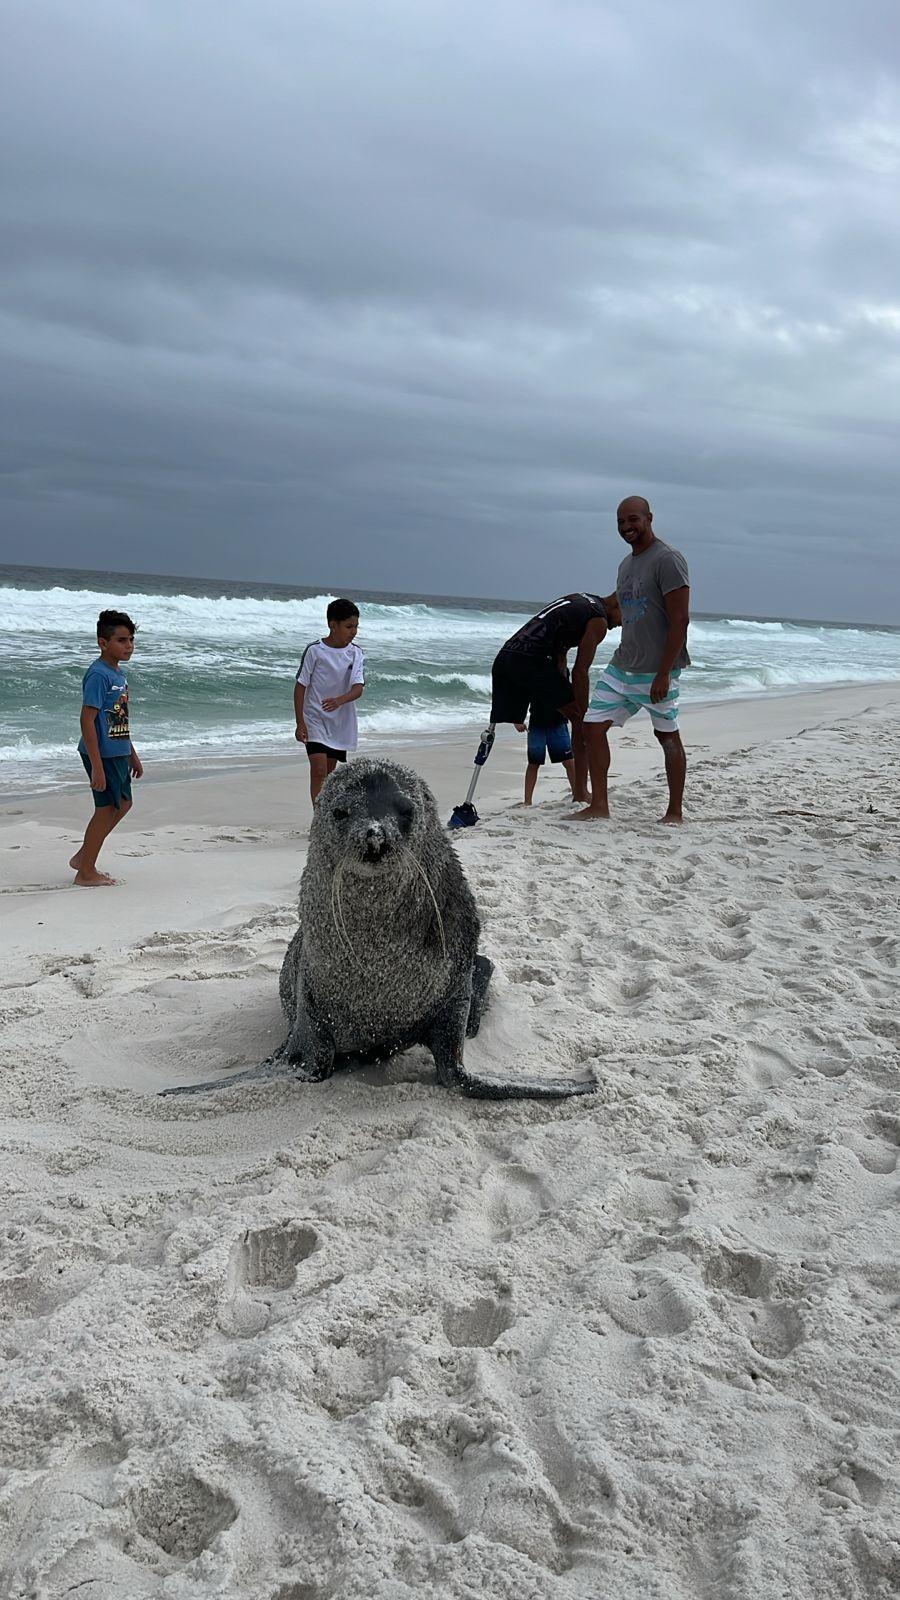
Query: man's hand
650 671 670 703
129 751 144 779
295 721 308 742
90 765 107 791
321 696 342 712
514 722 527 733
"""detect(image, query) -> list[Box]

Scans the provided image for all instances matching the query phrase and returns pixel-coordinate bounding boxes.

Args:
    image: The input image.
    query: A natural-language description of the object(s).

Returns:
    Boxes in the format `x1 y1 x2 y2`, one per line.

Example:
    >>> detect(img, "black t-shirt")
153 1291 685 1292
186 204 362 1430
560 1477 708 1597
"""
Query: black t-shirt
501 593 608 659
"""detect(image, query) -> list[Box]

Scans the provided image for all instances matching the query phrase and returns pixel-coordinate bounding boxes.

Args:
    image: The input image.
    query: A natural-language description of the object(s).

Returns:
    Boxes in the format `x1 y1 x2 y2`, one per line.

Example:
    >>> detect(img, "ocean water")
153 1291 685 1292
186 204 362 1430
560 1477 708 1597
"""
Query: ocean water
2 564 900 793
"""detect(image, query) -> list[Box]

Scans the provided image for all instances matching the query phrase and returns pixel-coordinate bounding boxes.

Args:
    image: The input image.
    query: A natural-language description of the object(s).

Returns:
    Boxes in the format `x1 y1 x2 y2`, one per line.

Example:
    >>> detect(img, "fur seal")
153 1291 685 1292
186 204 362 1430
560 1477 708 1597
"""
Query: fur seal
163 758 595 1101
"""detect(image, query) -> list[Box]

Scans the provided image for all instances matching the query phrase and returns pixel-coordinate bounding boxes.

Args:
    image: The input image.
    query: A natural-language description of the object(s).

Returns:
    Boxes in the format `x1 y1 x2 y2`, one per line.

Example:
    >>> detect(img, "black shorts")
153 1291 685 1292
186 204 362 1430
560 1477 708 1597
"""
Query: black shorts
305 742 347 761
490 649 574 725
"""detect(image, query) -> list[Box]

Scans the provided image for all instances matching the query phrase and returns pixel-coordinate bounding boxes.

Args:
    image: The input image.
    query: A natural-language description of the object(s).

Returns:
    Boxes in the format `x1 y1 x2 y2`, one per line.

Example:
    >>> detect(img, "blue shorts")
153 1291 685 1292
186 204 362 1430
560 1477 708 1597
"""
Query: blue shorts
81 751 133 808
527 722 573 766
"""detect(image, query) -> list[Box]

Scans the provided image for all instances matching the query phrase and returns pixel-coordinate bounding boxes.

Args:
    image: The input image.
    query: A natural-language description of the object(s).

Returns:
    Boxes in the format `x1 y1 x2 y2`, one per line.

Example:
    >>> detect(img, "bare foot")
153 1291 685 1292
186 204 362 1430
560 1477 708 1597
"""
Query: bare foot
565 807 611 823
71 853 114 882
659 813 684 826
74 870 119 887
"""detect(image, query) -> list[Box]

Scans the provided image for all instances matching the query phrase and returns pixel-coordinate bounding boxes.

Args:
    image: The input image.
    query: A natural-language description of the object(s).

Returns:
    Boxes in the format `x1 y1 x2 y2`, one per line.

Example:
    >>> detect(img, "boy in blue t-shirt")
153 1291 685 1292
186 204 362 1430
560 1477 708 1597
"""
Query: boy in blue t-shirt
71 609 143 887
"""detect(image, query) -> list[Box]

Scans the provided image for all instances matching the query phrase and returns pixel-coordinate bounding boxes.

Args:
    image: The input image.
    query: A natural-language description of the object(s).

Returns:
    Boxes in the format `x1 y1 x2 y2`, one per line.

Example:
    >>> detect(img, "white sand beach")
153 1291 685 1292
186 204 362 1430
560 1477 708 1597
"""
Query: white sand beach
2 682 900 1599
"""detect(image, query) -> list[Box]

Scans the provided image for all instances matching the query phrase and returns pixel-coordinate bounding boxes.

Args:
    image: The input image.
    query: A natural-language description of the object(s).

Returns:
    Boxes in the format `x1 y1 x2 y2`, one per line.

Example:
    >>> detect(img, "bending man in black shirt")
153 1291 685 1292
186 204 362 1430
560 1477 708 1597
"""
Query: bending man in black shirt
491 592 621 803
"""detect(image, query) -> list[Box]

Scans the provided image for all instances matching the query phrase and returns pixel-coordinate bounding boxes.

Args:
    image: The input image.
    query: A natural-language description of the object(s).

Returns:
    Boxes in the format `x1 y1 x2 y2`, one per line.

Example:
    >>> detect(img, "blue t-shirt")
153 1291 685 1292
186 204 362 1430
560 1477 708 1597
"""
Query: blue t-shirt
78 660 132 761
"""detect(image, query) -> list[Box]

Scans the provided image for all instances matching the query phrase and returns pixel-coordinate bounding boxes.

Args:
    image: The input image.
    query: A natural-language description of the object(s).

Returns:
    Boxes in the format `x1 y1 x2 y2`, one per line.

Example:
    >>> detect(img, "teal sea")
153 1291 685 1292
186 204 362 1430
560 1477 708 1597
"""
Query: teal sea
2 563 900 793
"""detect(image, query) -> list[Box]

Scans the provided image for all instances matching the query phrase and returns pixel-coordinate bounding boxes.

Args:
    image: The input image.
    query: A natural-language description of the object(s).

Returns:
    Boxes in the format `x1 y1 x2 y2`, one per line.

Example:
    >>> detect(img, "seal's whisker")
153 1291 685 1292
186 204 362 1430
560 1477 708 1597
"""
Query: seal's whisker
400 844 448 960
329 870 344 951
333 857 353 953
330 857 355 957
333 855 357 958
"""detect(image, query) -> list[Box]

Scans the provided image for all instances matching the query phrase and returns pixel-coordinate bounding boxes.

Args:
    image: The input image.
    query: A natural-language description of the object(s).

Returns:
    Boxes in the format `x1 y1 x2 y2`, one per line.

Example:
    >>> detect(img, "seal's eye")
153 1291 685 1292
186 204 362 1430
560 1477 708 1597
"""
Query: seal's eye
332 807 351 821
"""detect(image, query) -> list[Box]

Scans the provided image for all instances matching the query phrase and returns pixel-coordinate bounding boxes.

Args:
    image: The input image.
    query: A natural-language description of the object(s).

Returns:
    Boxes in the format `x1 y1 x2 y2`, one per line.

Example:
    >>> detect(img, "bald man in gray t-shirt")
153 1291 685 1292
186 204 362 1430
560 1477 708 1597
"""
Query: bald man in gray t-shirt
569 496 690 824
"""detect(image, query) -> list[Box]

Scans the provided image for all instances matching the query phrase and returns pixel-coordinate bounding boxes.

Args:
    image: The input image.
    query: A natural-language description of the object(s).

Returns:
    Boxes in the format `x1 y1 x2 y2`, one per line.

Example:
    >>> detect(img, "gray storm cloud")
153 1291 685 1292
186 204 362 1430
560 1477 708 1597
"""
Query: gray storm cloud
2 0 899 619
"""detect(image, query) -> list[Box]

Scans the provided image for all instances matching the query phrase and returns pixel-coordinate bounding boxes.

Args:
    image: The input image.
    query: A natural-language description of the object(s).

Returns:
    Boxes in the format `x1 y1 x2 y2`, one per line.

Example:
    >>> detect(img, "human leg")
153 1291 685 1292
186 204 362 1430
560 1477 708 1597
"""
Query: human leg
646 675 684 822
543 722 579 803
570 724 590 803
308 751 330 804
525 725 548 804
567 722 613 819
72 757 133 884
73 799 132 885
306 742 346 804
655 730 686 823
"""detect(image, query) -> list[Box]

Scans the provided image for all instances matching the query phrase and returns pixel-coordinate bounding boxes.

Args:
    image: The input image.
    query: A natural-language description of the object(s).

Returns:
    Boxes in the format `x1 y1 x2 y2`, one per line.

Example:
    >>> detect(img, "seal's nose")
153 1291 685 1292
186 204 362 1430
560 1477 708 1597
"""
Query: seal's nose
364 821 387 860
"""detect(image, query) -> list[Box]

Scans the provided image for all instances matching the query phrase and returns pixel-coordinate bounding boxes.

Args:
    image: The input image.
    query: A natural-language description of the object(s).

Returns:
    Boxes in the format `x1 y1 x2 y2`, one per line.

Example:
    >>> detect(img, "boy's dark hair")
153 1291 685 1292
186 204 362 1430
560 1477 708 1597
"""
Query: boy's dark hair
326 598 359 623
97 609 137 640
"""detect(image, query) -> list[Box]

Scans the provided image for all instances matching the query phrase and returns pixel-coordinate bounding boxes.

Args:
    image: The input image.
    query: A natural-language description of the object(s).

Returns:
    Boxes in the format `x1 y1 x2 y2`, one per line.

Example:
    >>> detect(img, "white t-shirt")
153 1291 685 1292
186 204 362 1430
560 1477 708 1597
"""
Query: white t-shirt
296 639 366 751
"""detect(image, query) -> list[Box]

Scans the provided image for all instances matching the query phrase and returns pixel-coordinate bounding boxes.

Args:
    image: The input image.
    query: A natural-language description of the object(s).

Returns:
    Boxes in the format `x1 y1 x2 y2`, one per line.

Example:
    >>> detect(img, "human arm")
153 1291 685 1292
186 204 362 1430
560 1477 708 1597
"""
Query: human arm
80 707 107 790
321 682 365 712
570 617 608 718
129 746 144 778
293 681 308 742
651 587 690 703
322 648 365 713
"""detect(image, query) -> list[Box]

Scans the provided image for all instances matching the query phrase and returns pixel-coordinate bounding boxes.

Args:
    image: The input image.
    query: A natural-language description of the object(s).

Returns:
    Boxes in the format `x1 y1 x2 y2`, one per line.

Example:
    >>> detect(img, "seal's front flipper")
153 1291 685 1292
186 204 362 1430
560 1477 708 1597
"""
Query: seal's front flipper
428 989 595 1101
465 954 493 1039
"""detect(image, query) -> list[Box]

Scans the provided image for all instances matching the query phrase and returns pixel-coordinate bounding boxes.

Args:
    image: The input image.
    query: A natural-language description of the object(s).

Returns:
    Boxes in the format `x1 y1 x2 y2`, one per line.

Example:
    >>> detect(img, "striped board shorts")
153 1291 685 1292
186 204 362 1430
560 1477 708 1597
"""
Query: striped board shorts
584 663 682 733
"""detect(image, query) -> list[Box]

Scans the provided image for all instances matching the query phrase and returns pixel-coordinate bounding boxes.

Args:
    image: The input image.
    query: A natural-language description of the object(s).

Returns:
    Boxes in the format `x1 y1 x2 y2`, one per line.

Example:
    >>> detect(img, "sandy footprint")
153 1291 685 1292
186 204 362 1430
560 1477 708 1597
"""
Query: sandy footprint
127 1469 238 1564
594 1262 697 1337
478 1162 549 1240
744 1041 797 1087
218 1222 318 1337
442 1294 514 1349
701 1245 806 1359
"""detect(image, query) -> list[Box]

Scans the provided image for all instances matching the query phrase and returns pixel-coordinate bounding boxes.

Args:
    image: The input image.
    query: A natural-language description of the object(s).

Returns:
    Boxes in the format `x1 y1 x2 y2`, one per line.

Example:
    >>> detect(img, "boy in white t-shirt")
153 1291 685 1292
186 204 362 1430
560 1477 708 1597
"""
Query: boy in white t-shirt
293 598 366 803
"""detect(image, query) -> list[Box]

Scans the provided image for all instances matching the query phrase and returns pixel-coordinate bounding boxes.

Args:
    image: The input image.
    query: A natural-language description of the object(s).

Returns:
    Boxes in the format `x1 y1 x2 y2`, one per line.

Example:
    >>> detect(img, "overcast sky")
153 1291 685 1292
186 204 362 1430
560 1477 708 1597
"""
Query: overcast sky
2 0 899 620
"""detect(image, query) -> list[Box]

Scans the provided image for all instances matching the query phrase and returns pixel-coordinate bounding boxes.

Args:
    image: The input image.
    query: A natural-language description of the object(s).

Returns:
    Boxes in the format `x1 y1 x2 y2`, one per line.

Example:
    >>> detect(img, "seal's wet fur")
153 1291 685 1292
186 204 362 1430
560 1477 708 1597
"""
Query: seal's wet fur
163 759 595 1100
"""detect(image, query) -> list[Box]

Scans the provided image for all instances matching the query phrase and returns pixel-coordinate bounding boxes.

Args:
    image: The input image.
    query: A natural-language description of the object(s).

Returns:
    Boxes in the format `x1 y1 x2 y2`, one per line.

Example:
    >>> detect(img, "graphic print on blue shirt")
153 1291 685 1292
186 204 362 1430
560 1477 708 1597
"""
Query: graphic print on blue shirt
78 661 131 760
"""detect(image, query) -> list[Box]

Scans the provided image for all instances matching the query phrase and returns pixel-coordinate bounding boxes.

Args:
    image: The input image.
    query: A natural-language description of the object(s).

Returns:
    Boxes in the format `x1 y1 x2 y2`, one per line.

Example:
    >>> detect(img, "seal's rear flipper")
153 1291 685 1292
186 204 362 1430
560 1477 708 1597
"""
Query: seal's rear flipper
454 1067 597 1101
160 1051 293 1097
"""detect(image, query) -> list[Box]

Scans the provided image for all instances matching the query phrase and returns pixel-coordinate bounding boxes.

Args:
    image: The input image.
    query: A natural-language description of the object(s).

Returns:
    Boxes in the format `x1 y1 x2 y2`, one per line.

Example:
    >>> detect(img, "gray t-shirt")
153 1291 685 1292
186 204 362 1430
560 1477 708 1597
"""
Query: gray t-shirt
611 538 691 674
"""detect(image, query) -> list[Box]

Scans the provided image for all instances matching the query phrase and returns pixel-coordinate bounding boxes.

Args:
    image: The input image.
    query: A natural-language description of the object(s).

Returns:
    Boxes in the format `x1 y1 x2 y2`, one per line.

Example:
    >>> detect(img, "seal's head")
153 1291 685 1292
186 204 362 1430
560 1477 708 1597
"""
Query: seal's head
313 758 436 876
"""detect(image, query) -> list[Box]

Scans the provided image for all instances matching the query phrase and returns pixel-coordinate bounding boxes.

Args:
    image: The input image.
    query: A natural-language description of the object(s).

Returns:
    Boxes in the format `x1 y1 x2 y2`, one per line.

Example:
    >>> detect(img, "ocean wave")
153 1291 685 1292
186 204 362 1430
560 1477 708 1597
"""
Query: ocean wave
694 663 900 693
717 618 786 631
359 700 488 735
0 699 488 771
0 585 525 644
3 576 900 793
372 671 493 695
